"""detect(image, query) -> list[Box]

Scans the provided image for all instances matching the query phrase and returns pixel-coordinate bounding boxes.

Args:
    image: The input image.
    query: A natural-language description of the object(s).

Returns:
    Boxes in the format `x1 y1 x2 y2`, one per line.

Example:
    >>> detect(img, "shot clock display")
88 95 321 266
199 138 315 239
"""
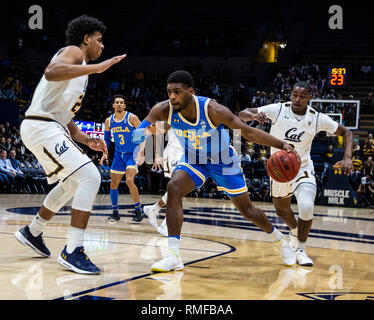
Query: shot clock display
328 67 347 86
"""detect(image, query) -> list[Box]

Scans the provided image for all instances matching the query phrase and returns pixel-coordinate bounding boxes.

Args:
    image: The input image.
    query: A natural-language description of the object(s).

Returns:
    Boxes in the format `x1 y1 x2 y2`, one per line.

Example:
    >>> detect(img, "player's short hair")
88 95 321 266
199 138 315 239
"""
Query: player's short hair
113 94 126 103
292 81 312 94
65 15 107 46
167 70 195 88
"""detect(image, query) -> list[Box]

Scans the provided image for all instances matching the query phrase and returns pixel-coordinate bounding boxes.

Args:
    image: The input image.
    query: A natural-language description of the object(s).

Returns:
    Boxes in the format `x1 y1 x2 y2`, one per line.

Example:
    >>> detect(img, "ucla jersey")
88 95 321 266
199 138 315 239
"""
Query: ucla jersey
110 112 138 153
167 95 231 164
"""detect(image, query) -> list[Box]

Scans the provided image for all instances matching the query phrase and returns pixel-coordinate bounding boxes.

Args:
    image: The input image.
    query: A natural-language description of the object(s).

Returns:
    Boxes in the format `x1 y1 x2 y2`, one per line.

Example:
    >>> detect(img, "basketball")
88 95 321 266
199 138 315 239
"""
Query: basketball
267 150 300 183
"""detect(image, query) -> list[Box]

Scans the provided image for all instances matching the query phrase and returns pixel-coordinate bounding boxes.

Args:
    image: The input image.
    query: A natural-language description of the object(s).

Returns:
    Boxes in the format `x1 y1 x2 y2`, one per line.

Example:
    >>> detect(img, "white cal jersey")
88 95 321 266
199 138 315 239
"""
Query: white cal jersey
165 129 184 154
259 102 339 168
25 47 88 129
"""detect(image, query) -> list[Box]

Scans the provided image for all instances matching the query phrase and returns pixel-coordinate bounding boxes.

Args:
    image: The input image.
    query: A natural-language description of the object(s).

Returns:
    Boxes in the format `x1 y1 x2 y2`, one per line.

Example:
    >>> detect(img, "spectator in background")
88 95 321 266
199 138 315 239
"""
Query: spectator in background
352 154 363 174
352 138 360 154
0 149 25 192
101 158 110 171
358 174 371 207
363 138 374 159
257 146 268 168
322 144 334 180
363 156 374 177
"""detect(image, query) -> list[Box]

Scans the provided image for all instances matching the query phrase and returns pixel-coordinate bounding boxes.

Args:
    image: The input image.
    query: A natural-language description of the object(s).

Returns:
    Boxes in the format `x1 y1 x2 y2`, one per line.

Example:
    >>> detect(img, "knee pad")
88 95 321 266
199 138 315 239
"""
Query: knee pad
294 183 316 221
70 162 101 212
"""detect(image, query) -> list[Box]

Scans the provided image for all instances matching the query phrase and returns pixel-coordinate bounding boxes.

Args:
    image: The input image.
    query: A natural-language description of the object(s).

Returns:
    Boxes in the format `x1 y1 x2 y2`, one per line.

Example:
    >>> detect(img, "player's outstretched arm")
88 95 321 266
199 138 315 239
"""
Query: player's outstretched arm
332 124 354 174
209 100 298 156
44 46 126 81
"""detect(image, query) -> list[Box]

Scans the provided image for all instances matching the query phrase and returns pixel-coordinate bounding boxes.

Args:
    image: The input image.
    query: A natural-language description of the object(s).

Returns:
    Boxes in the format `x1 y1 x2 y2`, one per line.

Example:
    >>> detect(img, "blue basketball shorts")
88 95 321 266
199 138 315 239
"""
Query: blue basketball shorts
174 152 248 197
110 151 138 174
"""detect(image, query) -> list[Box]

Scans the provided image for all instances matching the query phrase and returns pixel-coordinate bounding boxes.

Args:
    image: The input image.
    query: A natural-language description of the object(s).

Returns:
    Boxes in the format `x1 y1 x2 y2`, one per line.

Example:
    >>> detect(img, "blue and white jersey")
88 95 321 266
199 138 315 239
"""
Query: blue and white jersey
167 95 233 164
110 112 138 153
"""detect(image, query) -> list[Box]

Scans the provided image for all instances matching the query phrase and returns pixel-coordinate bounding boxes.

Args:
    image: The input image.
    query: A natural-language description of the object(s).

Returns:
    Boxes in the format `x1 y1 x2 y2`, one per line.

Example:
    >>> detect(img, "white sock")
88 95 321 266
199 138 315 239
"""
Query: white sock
268 226 284 243
168 236 180 256
297 241 306 251
29 213 48 237
66 227 85 254
291 227 298 237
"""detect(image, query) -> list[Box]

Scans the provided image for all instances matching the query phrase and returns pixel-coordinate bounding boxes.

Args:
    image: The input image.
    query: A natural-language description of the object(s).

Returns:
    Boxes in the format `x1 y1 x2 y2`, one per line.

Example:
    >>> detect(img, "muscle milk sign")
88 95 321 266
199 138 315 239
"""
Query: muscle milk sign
319 169 355 207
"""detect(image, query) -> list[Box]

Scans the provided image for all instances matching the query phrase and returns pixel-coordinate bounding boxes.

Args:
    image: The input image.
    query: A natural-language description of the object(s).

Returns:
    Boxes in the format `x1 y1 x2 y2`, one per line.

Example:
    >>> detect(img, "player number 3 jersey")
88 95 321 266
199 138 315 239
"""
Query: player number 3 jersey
258 102 339 167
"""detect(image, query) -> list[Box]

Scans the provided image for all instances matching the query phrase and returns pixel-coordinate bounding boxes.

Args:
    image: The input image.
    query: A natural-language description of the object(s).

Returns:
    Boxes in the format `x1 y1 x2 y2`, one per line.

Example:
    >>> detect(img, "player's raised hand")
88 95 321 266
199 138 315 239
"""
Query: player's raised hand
333 158 354 175
151 155 164 172
88 138 108 154
95 54 127 74
99 153 108 166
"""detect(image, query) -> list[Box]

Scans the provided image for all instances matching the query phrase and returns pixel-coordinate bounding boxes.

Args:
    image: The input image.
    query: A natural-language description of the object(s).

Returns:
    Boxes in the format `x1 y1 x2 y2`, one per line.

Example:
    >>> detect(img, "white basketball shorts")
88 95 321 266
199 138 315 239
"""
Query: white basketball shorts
20 119 92 184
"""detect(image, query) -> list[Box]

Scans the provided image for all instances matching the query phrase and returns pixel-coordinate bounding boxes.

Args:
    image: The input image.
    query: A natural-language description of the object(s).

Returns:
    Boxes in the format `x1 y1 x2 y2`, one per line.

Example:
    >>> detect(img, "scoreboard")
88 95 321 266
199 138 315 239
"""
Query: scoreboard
74 120 105 139
328 67 347 86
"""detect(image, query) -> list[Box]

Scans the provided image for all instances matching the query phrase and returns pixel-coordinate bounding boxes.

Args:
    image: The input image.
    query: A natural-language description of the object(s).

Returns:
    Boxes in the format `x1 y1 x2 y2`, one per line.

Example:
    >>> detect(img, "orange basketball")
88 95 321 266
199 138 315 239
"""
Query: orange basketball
267 150 300 183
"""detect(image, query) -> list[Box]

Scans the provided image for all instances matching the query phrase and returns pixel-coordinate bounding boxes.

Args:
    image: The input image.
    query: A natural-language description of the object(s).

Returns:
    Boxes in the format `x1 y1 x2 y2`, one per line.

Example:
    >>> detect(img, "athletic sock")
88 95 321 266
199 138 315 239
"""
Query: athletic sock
110 189 119 211
134 202 142 210
168 236 181 256
268 226 284 243
29 213 48 237
291 227 298 237
297 241 306 251
66 227 85 254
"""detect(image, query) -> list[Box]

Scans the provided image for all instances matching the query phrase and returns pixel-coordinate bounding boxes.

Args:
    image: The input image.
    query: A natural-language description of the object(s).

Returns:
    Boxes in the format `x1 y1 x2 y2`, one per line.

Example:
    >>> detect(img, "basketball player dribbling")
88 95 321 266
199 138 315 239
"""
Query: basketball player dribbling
14 15 126 274
239 81 354 266
144 123 184 236
132 70 301 272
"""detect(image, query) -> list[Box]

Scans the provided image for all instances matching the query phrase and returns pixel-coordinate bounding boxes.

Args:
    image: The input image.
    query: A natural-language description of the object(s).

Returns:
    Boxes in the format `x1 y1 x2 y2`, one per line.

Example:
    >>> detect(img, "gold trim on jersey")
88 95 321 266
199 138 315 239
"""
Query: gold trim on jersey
178 95 200 126
167 101 173 125
203 98 216 129
217 185 248 195
113 112 127 123
43 147 64 177
178 162 206 183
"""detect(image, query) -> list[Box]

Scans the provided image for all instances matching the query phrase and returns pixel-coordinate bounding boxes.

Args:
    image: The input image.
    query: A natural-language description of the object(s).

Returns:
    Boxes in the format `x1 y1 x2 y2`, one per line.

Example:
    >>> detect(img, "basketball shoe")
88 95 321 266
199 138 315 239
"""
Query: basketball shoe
132 206 145 223
295 249 314 266
144 204 159 228
150 249 184 273
276 237 296 267
57 245 100 275
14 225 50 257
108 209 120 223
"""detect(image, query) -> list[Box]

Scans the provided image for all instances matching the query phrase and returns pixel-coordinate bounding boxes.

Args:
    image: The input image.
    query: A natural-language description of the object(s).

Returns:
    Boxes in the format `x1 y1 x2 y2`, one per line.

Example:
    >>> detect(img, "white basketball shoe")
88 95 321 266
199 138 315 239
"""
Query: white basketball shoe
277 237 297 267
150 249 184 273
295 249 314 267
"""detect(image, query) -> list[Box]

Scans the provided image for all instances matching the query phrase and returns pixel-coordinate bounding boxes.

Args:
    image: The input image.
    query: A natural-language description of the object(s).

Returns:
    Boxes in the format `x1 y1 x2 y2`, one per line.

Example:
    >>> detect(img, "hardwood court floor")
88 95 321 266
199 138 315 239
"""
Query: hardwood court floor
0 193 374 300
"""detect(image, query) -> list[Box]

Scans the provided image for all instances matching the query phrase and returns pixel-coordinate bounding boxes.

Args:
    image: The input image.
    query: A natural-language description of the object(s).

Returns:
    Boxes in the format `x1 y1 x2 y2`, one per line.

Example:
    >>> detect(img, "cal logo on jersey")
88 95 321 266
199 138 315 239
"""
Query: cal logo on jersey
284 127 305 143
